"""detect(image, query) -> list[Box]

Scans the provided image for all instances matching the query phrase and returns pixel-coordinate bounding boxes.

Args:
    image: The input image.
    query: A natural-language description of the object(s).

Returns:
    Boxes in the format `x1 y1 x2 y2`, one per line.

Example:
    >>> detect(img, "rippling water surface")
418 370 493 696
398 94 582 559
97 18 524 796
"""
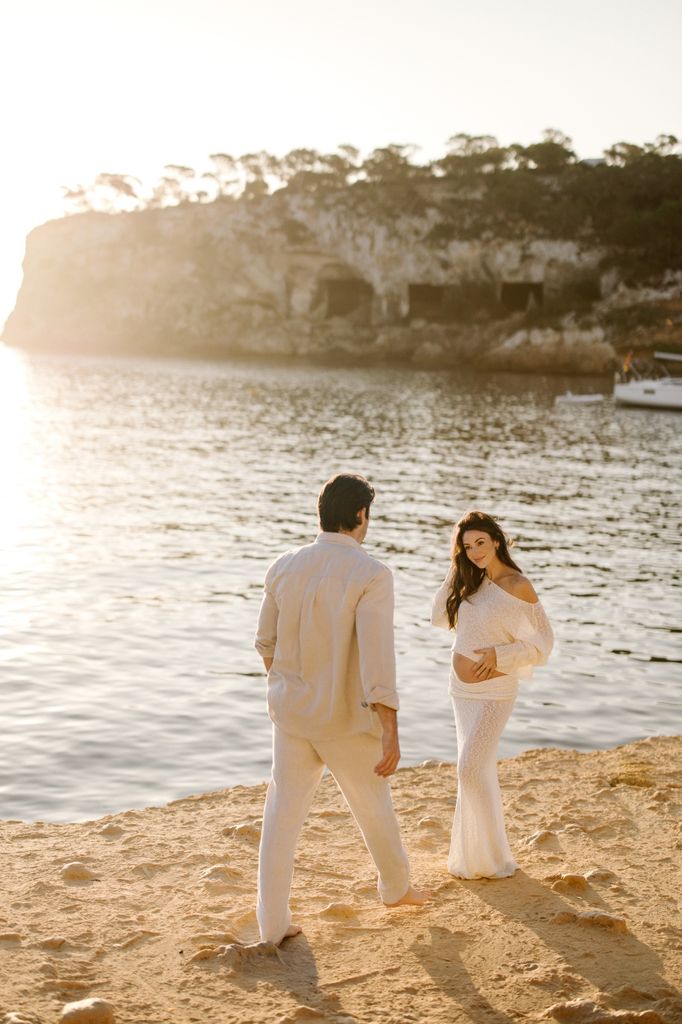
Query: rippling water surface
1 344 680 822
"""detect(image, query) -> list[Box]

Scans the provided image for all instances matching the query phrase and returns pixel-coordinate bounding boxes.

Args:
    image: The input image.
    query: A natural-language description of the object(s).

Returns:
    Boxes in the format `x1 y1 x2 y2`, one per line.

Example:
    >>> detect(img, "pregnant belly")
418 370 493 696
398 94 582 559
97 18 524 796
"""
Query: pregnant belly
453 653 506 684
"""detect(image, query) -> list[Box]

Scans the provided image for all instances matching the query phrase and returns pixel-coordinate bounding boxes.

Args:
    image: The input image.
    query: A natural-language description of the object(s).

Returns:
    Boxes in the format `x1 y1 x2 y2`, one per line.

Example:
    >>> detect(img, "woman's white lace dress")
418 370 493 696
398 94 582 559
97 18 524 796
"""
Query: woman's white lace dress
432 573 554 878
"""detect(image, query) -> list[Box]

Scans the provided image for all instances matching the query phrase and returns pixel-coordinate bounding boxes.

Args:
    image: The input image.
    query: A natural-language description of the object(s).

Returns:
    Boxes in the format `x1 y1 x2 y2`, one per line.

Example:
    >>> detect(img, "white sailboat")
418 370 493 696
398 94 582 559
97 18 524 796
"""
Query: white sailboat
614 351 682 410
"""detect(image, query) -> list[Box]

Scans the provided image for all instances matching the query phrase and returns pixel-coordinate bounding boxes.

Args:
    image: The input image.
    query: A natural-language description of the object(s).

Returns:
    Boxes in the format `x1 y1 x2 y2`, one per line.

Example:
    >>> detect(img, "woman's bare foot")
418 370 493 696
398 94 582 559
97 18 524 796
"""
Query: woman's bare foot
279 924 302 943
384 885 431 907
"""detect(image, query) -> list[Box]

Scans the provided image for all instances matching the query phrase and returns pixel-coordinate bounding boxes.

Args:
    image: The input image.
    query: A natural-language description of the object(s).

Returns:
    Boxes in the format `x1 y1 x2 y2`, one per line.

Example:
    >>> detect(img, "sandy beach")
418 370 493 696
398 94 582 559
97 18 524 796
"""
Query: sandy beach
1 735 680 1024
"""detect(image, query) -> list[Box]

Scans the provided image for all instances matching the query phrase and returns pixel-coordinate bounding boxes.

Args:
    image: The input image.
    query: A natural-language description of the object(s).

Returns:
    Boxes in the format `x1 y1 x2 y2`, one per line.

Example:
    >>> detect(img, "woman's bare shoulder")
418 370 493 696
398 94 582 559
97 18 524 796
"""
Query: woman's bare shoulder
496 572 539 604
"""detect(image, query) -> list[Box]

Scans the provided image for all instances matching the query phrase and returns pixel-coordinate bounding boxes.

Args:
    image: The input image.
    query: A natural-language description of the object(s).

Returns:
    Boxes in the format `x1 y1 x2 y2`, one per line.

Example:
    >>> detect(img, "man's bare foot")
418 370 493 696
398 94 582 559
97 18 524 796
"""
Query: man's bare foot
279 924 303 943
384 885 431 907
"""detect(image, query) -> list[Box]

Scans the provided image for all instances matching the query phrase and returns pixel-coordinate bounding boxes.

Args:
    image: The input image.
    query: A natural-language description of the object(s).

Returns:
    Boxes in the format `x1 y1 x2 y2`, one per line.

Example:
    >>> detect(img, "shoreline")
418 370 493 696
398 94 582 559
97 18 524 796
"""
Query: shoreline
2 336 618 377
1 736 680 1023
3 735 678 831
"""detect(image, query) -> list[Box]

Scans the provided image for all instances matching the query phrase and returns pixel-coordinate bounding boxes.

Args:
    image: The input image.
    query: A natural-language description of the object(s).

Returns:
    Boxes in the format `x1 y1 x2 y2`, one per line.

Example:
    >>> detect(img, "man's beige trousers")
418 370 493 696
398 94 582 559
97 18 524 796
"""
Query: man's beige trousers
257 726 411 943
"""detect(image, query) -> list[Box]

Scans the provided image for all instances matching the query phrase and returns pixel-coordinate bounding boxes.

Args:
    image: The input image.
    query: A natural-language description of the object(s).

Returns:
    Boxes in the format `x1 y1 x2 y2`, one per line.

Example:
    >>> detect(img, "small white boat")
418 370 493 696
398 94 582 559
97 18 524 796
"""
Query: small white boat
555 392 604 405
614 351 682 411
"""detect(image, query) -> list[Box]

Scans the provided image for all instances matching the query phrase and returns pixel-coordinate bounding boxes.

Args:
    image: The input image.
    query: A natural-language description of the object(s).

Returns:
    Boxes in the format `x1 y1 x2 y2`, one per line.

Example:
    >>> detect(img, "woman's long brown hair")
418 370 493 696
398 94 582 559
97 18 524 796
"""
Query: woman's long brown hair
445 510 522 628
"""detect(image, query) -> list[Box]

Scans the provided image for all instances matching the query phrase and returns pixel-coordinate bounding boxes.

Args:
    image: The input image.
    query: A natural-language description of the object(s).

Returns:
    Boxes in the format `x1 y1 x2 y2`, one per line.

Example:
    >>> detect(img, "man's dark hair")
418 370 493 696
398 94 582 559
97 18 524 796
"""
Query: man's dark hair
318 473 375 533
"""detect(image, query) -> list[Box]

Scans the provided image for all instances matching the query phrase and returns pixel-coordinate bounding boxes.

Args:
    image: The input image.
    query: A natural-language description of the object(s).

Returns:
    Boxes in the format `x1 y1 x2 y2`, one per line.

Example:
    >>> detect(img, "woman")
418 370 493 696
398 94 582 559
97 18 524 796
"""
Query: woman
431 510 553 879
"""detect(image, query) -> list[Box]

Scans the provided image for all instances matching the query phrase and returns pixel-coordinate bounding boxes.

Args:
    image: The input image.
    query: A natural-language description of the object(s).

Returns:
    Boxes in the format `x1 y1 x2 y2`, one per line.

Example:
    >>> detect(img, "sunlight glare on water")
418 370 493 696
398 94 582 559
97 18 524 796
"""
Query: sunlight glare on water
0 347 680 822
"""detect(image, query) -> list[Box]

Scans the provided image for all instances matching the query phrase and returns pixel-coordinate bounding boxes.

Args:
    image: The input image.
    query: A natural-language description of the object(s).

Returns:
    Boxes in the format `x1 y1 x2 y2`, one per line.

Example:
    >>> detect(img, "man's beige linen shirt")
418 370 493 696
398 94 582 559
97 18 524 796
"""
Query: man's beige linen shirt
254 532 399 741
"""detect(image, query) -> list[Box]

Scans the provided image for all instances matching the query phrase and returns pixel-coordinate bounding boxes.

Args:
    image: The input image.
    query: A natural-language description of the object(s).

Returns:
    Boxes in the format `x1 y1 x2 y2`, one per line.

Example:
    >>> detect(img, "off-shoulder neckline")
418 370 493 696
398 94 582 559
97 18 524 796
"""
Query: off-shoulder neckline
485 576 539 606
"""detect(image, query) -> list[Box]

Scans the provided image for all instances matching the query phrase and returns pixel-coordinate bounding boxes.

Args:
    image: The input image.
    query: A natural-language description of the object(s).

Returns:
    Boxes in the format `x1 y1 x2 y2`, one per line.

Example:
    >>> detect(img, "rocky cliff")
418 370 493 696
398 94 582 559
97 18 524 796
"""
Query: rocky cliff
1 185 640 372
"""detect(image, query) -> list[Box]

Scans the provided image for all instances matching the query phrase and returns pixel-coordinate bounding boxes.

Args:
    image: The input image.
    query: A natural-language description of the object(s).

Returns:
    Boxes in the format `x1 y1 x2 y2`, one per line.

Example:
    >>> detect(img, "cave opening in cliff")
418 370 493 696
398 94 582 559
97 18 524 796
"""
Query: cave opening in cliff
408 284 446 321
500 282 544 312
324 278 373 318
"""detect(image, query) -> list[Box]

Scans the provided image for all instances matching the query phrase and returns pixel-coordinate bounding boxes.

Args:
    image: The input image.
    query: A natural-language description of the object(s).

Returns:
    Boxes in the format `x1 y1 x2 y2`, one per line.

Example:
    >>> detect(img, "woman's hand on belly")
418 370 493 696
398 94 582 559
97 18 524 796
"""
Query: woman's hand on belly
453 652 505 684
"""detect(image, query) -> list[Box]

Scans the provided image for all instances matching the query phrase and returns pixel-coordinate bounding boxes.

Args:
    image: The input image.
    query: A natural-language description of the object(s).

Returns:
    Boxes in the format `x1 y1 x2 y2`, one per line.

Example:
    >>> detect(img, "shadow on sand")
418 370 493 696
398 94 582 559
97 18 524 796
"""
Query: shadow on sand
410 870 679 1022
209 933 361 1023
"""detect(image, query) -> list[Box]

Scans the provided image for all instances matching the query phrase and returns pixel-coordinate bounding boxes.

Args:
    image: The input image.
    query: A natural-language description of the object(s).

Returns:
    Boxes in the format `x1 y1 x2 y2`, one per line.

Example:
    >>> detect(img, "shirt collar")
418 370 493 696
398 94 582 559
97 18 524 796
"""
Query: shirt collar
315 531 361 548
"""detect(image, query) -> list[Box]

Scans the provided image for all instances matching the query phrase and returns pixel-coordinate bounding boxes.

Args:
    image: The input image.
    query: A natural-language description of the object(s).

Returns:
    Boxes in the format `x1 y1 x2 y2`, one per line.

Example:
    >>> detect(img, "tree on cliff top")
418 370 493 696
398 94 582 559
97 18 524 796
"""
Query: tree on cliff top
360 144 424 181
63 131 682 276
512 128 576 174
436 134 510 176
62 172 142 213
275 148 357 192
605 134 679 165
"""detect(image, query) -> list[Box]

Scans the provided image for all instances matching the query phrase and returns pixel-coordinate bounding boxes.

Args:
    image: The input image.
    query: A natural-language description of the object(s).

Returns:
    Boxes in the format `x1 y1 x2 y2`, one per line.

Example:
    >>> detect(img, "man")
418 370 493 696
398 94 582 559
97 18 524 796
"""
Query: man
254 473 427 944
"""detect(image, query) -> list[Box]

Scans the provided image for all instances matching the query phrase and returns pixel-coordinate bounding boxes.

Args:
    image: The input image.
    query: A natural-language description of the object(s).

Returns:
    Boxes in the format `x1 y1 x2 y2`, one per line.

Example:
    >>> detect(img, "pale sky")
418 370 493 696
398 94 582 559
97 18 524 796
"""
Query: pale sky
1 0 680 321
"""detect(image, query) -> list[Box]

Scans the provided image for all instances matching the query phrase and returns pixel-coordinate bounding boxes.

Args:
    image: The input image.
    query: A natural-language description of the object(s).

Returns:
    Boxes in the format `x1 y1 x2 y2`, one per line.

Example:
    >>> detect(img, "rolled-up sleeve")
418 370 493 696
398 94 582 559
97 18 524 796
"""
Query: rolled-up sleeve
494 603 554 674
356 567 399 710
254 578 279 659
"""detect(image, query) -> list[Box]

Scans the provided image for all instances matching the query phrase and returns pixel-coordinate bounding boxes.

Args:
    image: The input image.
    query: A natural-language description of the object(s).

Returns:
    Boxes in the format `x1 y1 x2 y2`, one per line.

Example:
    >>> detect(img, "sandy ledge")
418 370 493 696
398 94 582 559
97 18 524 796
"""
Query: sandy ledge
1 736 680 1024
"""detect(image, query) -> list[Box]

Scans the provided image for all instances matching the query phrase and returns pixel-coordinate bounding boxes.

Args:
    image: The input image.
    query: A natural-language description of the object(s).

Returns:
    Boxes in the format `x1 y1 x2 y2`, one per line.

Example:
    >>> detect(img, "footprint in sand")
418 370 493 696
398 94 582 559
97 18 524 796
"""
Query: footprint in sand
608 766 655 789
350 881 375 897
610 984 668 1002
557 823 584 836
97 824 124 839
222 821 262 842
524 829 560 850
180 852 217 866
111 930 161 949
199 864 243 883
189 941 281 969
187 931 240 947
233 909 258 928
417 817 445 831
544 996 673 1022
319 903 358 921
35 936 68 951
550 910 628 934
588 816 635 836
189 946 224 963
44 982 95 997
131 862 170 879
524 964 583 992
276 1007 326 1023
